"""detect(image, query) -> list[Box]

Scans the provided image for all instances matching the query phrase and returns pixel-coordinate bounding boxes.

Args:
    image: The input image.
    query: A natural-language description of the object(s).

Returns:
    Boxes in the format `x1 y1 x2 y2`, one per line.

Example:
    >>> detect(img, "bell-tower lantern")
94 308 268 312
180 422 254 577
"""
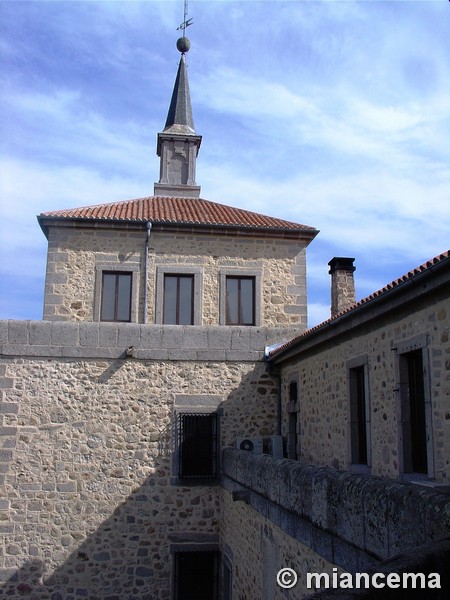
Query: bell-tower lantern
154 36 202 198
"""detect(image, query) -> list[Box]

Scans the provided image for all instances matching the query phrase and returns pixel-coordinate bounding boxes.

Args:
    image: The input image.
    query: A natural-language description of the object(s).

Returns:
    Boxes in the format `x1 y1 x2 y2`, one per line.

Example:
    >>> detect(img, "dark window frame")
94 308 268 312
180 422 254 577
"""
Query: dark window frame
225 275 255 326
173 550 220 600
177 412 219 481
163 274 195 325
400 349 428 475
100 271 132 322
349 365 369 465
287 380 300 461
395 335 434 480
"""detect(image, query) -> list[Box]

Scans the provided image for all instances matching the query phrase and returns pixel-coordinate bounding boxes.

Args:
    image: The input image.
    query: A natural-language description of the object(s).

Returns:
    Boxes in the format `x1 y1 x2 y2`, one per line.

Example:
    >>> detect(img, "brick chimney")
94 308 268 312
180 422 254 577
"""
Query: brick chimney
328 257 356 317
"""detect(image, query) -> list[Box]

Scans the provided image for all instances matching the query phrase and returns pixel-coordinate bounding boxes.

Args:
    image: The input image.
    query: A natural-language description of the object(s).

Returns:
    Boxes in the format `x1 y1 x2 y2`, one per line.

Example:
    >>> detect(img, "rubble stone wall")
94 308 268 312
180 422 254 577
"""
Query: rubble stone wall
278 290 450 482
220 486 338 599
0 322 278 598
43 227 308 327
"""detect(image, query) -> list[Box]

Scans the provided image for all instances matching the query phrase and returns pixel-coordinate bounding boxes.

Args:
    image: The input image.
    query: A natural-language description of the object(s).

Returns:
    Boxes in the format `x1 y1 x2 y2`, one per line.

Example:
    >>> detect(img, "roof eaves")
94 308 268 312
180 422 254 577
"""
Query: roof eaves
37 213 319 240
267 250 450 364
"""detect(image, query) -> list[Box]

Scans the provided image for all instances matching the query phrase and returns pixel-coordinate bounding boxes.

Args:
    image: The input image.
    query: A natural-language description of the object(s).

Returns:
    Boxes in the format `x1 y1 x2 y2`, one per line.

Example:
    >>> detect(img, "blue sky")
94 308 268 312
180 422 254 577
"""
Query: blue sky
0 0 449 327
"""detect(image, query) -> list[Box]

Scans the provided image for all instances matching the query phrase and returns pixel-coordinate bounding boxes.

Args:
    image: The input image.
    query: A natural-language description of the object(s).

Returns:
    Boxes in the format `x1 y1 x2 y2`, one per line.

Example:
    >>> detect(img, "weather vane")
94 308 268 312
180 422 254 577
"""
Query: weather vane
177 0 193 37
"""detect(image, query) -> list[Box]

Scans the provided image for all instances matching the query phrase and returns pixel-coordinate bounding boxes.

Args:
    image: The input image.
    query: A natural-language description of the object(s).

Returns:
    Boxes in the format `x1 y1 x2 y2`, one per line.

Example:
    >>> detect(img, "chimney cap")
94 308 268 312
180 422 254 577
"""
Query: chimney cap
328 257 356 274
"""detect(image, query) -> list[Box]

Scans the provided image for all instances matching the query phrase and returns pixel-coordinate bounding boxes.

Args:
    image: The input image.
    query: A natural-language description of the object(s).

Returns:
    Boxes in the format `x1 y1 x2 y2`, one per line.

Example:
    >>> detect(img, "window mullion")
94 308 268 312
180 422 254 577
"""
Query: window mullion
176 276 180 325
114 274 119 322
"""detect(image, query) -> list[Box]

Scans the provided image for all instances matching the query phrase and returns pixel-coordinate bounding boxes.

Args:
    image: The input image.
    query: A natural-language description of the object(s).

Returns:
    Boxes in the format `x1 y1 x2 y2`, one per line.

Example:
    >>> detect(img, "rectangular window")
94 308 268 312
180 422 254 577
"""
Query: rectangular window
226 276 255 325
100 272 132 322
173 551 219 600
400 349 428 474
178 413 218 480
349 365 369 465
163 274 194 325
288 381 299 461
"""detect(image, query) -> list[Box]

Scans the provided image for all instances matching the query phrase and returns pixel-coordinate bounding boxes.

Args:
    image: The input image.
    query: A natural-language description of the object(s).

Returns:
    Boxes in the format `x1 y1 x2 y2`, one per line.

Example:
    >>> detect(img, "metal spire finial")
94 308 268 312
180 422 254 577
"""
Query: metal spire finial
176 0 193 54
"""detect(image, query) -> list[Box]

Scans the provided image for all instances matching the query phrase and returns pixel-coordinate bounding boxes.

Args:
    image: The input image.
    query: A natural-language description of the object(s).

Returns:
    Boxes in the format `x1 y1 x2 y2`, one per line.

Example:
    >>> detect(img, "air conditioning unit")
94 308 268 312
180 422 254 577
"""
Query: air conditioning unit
236 437 263 454
268 435 284 459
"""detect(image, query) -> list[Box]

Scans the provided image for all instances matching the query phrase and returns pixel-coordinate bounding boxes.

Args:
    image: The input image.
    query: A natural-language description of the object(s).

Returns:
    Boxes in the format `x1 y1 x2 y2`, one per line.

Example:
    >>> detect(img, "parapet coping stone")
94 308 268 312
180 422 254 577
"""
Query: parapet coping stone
0 320 299 362
222 449 450 564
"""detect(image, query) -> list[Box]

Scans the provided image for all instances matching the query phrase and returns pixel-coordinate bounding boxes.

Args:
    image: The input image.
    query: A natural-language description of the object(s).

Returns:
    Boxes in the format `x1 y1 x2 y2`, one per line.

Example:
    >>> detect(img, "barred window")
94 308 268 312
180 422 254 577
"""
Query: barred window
177 413 218 480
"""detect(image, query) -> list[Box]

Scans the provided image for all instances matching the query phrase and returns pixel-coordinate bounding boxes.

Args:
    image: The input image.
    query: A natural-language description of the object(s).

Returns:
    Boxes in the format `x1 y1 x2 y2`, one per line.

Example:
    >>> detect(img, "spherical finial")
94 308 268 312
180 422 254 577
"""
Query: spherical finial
176 36 190 54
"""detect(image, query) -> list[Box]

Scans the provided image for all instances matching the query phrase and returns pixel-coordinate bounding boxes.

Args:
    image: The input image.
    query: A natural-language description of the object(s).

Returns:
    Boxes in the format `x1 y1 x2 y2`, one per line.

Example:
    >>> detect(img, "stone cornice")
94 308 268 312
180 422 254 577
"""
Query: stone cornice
0 322 301 362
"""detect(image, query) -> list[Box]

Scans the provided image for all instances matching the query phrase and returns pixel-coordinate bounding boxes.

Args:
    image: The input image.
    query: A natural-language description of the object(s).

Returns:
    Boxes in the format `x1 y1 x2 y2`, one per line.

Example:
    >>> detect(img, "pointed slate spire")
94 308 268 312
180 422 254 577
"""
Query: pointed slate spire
154 37 202 199
163 53 195 135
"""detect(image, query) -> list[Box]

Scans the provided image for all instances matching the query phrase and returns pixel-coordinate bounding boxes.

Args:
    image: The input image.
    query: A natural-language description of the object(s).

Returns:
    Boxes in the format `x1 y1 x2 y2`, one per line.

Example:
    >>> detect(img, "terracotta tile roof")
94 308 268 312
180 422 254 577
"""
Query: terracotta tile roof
267 250 450 360
39 196 318 236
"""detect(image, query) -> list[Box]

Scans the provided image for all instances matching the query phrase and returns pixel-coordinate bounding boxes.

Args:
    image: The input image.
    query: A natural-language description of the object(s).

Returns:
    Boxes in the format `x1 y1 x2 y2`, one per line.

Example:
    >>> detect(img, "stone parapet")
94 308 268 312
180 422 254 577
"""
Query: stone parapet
222 449 450 567
0 320 297 361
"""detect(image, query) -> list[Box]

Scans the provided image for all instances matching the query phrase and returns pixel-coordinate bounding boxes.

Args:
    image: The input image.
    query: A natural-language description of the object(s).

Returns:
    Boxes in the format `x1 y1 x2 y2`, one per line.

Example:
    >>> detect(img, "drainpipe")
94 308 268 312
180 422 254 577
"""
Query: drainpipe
274 370 282 436
143 221 152 324
265 356 282 436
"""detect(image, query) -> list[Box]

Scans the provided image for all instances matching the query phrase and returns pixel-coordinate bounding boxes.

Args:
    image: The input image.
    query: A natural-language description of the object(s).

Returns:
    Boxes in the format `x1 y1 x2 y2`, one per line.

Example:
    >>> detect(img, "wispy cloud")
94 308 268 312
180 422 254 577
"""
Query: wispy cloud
0 0 448 325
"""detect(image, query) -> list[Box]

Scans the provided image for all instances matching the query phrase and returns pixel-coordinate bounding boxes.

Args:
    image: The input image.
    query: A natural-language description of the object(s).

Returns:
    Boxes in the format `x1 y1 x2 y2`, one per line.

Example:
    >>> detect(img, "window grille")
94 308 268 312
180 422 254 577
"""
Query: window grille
177 413 218 480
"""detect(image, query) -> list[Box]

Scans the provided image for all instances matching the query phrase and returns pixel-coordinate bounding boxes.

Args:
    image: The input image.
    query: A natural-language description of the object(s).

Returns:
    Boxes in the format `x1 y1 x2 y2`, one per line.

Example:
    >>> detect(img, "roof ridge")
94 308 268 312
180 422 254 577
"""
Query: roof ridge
267 250 450 358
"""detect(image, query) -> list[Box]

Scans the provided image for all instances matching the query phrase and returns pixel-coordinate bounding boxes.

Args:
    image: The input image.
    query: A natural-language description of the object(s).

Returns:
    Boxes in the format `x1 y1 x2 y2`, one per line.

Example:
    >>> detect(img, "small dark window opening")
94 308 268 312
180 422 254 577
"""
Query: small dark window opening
163 274 194 325
349 365 368 465
174 551 219 600
402 349 427 474
289 381 298 403
100 272 132 322
178 413 218 480
288 381 299 460
225 276 255 325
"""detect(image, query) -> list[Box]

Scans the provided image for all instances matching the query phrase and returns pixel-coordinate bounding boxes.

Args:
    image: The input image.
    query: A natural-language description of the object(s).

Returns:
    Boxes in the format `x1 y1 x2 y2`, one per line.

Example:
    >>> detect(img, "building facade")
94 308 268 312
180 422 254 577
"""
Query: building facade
267 253 450 485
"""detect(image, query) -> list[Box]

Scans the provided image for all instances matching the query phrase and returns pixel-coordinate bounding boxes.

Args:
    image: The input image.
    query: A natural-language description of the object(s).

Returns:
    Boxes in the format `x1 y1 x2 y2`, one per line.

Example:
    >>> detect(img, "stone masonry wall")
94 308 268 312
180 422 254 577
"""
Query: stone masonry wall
220 487 338 600
0 321 279 598
43 226 308 327
279 291 450 482
222 449 450 597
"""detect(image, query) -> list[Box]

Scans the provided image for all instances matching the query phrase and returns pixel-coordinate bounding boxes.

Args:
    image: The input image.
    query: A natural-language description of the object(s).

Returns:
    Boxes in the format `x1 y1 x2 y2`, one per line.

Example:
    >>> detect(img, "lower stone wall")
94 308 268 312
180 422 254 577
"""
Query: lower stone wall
0 322 279 598
220 487 338 599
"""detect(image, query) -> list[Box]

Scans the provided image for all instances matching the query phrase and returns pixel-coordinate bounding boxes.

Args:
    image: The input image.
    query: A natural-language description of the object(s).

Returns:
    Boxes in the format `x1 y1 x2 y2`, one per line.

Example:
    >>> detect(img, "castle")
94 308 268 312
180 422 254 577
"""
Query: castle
1 26 449 600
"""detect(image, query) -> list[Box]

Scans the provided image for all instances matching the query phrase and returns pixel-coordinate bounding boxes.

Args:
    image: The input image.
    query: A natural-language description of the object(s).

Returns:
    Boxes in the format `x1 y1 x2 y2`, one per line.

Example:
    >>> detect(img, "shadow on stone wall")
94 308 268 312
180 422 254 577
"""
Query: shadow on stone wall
1 364 276 599
2 474 177 599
